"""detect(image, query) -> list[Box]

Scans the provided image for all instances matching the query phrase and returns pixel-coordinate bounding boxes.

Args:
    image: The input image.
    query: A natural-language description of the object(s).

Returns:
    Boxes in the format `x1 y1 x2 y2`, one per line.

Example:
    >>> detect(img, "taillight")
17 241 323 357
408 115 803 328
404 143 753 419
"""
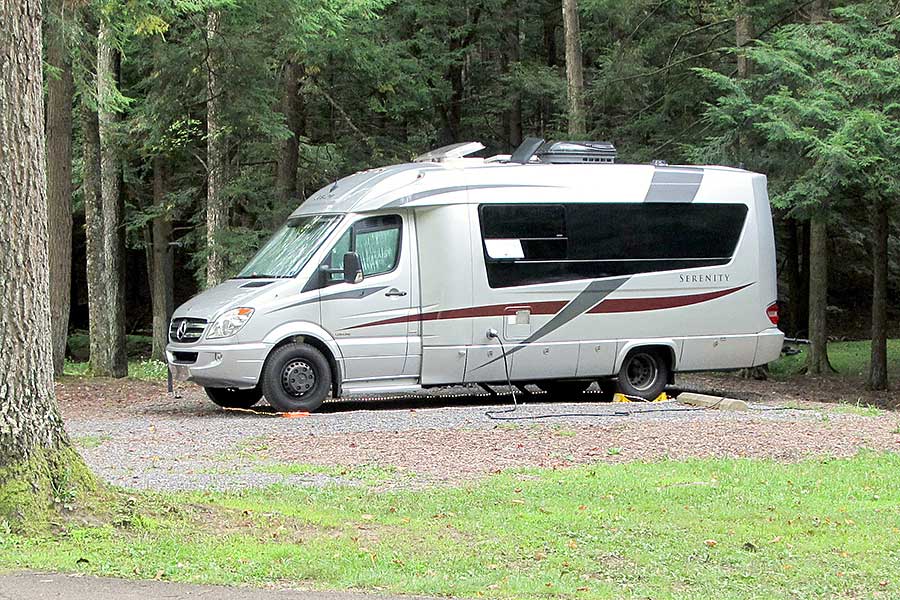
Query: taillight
766 302 779 325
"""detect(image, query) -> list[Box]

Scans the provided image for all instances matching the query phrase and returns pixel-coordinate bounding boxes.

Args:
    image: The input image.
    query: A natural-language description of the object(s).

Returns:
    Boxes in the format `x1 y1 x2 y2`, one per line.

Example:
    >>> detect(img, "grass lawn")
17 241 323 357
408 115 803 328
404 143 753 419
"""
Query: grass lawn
63 358 168 381
770 339 900 379
2 454 899 599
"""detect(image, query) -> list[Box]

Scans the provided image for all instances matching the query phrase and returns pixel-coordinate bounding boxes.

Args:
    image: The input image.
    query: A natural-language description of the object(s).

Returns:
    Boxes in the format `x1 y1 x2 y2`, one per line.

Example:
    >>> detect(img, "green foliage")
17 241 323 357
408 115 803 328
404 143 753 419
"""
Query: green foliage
692 2 900 217
3 455 900 597
67 332 154 362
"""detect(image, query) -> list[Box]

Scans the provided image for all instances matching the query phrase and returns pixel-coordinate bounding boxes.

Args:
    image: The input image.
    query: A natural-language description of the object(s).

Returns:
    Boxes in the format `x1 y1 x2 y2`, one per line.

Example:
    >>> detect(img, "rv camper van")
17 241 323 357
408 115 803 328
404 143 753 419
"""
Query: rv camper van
167 139 784 412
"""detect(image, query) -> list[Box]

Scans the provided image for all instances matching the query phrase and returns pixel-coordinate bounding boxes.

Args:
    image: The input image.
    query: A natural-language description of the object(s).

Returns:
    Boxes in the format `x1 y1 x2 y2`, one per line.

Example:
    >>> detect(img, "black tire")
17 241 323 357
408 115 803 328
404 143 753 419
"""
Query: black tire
616 349 669 401
260 342 332 412
537 380 591 400
204 386 263 409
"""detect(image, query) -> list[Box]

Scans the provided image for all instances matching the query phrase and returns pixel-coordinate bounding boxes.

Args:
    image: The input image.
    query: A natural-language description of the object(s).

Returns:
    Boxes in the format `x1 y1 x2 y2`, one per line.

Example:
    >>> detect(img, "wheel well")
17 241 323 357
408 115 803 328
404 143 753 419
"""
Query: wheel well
270 335 342 398
622 345 676 385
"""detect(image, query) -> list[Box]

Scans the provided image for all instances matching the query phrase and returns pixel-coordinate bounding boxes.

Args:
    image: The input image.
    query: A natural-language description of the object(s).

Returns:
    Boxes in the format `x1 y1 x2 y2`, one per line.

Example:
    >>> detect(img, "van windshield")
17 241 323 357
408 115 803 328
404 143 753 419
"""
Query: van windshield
235 214 340 279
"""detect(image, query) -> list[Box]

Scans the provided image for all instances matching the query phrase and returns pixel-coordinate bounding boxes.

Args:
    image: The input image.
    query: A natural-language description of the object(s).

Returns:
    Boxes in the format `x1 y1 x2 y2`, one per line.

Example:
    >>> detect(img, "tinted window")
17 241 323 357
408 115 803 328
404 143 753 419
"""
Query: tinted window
481 204 567 261
315 214 402 288
479 203 747 288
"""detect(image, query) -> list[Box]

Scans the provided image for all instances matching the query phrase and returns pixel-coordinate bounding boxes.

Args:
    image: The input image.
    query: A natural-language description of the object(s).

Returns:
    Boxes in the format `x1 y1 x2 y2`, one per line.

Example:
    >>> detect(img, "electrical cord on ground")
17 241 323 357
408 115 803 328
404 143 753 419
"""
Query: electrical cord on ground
483 329 521 419
482 330 712 421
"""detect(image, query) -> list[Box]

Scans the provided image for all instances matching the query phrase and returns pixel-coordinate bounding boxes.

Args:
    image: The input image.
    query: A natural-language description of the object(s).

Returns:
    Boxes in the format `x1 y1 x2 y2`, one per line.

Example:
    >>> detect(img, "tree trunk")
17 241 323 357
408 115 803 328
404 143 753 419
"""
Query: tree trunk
1 0 82 520
275 60 304 205
150 156 174 362
806 214 832 374
504 1 523 150
804 0 831 375
88 18 127 378
785 219 801 336
734 0 754 163
206 10 228 287
80 14 108 379
561 0 585 137
735 0 754 79
799 219 810 332
45 0 74 376
868 201 889 390
540 2 558 137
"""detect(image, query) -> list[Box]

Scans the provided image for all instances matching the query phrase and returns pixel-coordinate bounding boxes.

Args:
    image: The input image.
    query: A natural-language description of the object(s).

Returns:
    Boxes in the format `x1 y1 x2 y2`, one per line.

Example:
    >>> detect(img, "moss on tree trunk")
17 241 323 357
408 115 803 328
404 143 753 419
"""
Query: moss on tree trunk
0 448 96 532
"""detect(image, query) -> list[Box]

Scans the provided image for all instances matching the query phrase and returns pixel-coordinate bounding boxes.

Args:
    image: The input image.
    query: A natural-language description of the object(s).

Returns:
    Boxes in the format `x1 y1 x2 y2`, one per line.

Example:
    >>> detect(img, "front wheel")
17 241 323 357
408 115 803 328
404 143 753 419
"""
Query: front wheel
204 386 263 409
616 349 669 401
260 342 332 413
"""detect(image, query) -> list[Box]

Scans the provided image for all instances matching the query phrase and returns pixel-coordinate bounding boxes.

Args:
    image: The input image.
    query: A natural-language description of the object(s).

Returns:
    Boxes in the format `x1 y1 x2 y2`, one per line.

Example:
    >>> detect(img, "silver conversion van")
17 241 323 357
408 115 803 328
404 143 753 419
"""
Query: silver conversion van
167 140 784 412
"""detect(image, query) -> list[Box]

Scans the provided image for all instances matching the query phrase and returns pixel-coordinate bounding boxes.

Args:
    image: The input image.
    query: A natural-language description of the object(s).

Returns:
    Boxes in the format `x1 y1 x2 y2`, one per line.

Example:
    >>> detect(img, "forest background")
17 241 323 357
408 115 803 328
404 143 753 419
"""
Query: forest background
41 0 900 388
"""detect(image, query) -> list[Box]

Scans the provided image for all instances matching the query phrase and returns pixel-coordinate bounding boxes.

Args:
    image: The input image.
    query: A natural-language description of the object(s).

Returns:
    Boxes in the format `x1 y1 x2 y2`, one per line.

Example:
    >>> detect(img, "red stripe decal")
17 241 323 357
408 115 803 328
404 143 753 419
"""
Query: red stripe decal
346 300 566 330
345 283 751 329
587 283 751 314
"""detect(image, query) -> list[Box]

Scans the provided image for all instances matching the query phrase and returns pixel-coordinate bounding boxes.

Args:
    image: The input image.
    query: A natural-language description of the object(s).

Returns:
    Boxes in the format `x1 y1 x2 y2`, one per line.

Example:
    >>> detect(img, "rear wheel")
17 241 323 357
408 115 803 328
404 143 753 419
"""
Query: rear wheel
204 386 262 409
616 349 668 400
261 342 332 413
537 380 591 400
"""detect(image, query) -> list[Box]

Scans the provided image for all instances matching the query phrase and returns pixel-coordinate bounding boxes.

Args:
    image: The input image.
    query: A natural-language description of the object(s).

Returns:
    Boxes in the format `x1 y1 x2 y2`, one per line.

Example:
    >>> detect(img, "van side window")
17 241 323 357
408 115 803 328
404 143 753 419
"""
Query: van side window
320 215 402 286
479 203 748 288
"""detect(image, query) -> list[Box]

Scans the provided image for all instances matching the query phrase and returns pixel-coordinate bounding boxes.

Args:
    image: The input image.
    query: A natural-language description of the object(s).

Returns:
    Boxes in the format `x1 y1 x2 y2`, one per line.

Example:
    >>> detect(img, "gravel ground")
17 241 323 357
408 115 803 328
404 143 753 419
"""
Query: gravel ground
57 374 900 491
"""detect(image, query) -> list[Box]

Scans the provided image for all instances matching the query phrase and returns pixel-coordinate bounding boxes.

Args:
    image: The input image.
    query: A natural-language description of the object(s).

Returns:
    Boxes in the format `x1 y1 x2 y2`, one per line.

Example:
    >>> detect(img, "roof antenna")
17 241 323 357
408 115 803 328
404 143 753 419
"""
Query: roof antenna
509 137 545 164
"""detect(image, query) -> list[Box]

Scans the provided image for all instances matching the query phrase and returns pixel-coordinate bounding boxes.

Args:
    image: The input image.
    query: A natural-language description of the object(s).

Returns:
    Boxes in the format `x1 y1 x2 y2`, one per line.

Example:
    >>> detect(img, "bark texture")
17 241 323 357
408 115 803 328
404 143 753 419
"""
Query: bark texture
806 214 831 374
561 0 585 137
785 219 801 336
205 10 228 287
45 0 74 376
735 0 754 79
82 18 127 378
503 1 523 150
275 60 304 205
0 0 69 465
868 201 888 390
804 0 831 375
150 156 174 362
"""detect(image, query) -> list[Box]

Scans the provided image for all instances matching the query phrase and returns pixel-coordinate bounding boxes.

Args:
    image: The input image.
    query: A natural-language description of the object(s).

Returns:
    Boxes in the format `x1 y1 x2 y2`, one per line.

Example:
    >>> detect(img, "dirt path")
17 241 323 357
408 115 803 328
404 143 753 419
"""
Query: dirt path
57 374 900 490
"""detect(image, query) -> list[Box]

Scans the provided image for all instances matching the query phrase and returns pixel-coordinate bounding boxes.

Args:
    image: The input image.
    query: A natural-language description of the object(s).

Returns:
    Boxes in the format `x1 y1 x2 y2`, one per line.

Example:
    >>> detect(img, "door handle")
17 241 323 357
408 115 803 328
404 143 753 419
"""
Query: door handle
385 288 408 297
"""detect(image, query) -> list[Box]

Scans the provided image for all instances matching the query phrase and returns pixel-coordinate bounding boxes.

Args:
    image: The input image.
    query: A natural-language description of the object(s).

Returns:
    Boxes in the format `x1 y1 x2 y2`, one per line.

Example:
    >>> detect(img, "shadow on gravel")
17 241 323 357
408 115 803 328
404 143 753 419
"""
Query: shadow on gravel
160 383 765 418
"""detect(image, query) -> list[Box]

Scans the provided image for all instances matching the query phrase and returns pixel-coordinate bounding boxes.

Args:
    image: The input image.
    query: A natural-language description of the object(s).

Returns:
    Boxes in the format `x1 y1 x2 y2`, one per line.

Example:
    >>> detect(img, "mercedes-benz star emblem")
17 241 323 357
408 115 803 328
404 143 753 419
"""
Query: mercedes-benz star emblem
176 320 188 342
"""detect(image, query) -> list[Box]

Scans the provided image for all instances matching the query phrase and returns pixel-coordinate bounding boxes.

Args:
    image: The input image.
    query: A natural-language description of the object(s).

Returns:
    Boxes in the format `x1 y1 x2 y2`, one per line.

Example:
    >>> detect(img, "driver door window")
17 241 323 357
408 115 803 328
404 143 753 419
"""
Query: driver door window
324 215 402 284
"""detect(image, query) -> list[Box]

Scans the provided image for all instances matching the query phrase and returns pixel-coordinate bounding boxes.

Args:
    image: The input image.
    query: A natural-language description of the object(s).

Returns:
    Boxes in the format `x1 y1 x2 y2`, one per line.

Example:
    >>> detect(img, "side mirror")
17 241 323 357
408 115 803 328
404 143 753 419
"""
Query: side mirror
342 252 363 284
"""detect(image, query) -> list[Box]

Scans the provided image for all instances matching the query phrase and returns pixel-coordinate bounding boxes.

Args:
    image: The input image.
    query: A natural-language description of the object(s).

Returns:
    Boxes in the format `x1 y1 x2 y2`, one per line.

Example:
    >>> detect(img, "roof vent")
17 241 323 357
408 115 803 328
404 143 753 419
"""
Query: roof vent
414 141 485 163
536 141 616 164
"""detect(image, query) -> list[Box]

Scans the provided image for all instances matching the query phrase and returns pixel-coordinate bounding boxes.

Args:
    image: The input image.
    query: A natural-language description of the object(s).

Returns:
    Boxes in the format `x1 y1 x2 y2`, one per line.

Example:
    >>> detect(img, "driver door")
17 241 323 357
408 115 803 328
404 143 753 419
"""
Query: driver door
318 214 416 381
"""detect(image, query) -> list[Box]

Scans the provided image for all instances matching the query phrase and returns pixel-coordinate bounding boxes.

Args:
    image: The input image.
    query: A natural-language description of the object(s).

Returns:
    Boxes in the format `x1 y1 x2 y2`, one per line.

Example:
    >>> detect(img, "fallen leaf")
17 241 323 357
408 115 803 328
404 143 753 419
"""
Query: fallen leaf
704 539 717 548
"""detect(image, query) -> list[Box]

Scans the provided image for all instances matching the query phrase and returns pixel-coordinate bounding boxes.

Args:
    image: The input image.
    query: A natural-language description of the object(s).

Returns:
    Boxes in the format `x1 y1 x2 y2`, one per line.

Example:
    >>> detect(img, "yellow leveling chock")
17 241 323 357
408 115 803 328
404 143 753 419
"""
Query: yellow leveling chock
613 392 669 403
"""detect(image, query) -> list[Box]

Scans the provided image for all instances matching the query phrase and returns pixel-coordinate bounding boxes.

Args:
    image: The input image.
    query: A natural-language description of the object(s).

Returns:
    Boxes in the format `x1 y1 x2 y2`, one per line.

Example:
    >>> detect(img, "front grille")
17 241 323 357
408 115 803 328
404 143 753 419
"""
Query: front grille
169 317 207 344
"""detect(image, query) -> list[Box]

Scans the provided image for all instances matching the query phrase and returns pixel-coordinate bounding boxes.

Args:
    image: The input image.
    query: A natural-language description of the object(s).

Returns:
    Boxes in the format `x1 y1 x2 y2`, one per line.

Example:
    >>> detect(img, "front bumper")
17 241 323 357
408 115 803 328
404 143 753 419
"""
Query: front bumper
166 342 271 389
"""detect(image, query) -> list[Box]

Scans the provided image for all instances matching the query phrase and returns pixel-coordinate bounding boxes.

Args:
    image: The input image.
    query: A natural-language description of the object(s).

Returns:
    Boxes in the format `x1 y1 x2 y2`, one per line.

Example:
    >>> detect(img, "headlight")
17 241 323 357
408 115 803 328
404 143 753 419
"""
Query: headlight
206 307 254 339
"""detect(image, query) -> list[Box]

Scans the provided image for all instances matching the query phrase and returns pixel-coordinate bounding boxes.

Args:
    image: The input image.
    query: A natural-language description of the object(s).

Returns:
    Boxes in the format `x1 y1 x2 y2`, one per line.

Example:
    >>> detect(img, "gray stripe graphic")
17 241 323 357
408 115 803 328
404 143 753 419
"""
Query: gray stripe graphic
270 285 388 313
471 277 630 371
382 183 560 209
644 168 703 203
